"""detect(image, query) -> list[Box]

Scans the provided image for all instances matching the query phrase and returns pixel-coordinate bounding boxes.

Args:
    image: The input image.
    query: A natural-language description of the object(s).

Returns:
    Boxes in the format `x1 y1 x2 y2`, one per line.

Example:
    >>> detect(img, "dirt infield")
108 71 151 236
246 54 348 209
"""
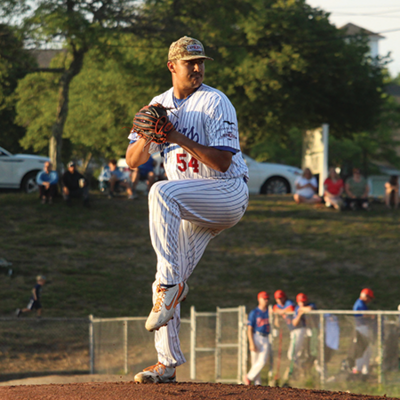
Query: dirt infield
0 381 398 400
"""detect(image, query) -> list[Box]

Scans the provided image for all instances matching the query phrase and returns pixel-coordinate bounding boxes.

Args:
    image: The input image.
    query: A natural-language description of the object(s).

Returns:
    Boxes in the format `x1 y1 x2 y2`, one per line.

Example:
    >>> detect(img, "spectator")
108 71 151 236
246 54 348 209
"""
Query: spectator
290 293 316 373
293 168 321 205
323 167 344 211
244 291 272 386
130 154 156 196
344 168 370 211
36 161 58 204
384 175 399 210
347 288 375 376
107 159 136 199
15 275 46 318
62 161 90 207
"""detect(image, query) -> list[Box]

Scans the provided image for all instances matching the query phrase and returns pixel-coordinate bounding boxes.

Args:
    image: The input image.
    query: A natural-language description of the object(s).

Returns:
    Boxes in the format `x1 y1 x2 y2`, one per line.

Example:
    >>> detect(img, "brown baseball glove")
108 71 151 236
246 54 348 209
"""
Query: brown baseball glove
131 103 174 145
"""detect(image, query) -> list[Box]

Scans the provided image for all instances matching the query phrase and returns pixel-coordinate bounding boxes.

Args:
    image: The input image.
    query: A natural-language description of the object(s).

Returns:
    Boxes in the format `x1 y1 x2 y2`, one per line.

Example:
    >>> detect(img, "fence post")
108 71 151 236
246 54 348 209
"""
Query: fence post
237 306 243 383
240 306 248 383
319 313 325 387
124 319 128 374
215 307 221 381
190 306 196 380
89 314 94 374
377 312 383 385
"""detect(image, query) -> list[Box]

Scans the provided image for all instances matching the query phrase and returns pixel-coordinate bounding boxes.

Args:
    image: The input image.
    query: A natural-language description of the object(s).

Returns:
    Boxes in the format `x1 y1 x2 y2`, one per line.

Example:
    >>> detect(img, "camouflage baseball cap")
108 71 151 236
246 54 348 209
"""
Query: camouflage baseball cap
168 36 214 62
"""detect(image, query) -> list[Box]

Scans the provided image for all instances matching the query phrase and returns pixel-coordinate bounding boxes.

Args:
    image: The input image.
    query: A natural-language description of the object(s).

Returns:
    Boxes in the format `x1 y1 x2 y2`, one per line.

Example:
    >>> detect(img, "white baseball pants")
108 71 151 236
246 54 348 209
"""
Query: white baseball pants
247 333 272 385
355 325 372 374
288 327 307 362
149 177 249 367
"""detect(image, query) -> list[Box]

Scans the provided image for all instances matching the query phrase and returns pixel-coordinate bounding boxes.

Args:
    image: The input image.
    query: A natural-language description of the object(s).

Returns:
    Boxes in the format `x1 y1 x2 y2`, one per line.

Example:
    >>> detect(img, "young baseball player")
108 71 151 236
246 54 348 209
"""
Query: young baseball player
289 293 316 372
351 288 375 375
16 275 46 318
126 36 249 383
273 290 295 329
244 291 272 386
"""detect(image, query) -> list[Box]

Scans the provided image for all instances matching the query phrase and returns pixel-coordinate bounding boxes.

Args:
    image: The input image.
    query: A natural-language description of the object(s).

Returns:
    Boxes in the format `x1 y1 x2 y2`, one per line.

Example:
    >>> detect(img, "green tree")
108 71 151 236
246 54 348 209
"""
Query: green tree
11 0 389 167
329 94 400 177
5 0 147 172
0 23 35 153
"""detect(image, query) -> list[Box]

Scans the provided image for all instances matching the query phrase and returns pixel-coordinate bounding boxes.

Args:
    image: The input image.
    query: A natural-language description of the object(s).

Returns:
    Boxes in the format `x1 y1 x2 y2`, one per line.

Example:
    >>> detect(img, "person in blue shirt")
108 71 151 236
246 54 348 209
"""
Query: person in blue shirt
130 155 156 196
288 293 316 375
108 159 136 199
273 290 295 329
244 291 271 386
351 288 375 375
36 162 58 204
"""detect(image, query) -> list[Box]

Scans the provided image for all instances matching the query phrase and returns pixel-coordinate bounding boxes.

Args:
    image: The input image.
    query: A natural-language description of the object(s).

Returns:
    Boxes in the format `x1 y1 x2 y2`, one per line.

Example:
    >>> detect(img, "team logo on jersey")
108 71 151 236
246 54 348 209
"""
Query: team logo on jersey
223 121 235 126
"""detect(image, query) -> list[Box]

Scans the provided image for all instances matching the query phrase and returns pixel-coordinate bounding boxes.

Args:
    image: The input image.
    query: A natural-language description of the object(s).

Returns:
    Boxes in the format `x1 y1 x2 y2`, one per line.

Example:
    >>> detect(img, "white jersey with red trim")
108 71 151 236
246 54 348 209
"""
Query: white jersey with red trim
128 84 249 181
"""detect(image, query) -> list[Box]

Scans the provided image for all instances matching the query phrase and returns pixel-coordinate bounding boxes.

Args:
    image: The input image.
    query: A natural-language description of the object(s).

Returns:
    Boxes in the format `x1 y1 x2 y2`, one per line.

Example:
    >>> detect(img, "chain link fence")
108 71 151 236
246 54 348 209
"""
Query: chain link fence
1 309 400 397
270 310 400 397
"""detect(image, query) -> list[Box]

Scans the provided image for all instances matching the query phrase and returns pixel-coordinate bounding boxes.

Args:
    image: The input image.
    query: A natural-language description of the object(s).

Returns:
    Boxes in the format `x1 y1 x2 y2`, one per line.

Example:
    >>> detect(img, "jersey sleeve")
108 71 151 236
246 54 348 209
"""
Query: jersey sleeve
206 95 240 151
247 310 256 328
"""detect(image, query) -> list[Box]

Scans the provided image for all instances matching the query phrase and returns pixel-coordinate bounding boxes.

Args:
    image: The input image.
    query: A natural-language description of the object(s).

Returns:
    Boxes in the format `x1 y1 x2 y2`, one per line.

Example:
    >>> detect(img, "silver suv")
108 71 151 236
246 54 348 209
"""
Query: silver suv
0 146 50 193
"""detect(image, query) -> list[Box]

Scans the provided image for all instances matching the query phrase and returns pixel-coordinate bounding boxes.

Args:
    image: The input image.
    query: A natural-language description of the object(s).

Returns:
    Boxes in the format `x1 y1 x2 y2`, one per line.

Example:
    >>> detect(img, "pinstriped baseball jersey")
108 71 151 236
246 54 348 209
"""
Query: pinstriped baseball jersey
128 84 249 181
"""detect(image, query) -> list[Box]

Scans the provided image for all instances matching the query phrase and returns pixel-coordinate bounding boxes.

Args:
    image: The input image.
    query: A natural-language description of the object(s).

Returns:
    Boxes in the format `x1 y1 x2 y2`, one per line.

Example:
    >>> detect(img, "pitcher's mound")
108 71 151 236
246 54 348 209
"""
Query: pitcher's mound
0 382 397 400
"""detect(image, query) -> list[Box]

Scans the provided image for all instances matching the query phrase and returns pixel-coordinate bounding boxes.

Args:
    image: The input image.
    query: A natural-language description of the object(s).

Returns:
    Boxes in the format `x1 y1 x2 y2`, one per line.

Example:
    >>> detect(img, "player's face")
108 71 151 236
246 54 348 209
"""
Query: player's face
276 297 285 306
259 297 269 308
168 59 205 95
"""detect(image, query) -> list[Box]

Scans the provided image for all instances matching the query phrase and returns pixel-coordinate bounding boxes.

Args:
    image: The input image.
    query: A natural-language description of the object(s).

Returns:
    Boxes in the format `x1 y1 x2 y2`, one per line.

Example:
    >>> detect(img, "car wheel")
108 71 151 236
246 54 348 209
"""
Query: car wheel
21 171 39 194
260 177 290 195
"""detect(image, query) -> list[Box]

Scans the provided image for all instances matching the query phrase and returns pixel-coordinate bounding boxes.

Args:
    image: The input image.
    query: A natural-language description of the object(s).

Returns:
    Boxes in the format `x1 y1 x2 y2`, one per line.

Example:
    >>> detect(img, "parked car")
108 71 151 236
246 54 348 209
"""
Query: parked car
0 146 50 193
242 154 302 195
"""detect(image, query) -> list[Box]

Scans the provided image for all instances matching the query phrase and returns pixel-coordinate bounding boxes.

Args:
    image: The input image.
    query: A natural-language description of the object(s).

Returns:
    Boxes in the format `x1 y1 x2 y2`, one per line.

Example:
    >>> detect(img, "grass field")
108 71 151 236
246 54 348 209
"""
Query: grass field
1 191 400 318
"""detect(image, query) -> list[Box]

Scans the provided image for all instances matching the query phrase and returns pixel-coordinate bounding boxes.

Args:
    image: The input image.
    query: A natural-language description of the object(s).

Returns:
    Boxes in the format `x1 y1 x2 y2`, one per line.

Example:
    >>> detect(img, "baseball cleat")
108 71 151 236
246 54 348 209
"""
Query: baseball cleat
134 362 176 383
145 282 189 332
243 375 251 385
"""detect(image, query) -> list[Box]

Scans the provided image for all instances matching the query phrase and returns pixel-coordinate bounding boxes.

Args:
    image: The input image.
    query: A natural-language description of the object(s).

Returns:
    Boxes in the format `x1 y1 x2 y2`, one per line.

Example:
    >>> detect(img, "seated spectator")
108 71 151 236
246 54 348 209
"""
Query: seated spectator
344 168 370 210
108 159 136 199
130 155 156 196
293 168 321 205
323 167 344 211
36 161 58 204
62 161 89 207
384 175 399 210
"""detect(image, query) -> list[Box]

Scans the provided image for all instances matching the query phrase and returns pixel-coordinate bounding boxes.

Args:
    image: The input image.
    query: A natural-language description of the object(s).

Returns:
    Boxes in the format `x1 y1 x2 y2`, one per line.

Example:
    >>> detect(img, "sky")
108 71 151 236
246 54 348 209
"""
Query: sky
306 0 400 78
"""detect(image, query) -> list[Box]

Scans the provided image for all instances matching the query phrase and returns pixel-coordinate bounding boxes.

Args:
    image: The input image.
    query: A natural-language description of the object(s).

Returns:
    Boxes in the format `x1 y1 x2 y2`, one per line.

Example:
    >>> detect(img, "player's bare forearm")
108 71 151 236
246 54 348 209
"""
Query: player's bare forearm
125 140 151 169
247 326 256 351
168 130 232 172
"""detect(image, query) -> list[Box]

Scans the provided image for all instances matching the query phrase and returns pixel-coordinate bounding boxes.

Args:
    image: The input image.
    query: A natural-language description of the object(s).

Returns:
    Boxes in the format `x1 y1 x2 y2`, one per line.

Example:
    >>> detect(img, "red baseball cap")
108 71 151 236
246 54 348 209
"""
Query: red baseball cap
361 288 374 298
296 293 308 303
274 290 286 300
258 291 269 300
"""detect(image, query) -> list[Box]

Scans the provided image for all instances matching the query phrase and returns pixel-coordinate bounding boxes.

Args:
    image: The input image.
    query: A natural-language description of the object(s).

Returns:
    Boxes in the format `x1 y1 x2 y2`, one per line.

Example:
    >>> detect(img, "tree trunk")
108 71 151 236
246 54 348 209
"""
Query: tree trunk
49 47 87 174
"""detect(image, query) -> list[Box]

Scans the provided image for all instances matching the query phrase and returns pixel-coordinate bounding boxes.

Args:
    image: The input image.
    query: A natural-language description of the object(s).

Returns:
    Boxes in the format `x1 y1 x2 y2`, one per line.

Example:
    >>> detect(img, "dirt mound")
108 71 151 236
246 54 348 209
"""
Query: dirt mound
0 382 397 400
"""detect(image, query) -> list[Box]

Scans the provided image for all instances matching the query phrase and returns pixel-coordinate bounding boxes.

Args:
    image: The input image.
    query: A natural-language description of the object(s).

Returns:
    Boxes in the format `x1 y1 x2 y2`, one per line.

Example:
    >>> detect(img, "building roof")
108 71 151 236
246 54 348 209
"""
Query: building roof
340 23 385 40
27 49 66 68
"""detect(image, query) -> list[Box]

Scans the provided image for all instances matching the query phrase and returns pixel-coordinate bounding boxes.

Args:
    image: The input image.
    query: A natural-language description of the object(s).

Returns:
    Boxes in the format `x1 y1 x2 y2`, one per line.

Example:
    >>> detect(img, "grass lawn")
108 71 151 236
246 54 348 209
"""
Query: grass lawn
1 191 399 318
